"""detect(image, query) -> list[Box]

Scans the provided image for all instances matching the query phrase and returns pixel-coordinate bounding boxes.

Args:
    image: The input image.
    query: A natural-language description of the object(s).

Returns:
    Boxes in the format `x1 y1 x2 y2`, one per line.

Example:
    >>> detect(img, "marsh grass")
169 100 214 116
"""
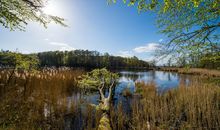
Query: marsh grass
0 68 84 130
160 67 220 77
132 81 220 129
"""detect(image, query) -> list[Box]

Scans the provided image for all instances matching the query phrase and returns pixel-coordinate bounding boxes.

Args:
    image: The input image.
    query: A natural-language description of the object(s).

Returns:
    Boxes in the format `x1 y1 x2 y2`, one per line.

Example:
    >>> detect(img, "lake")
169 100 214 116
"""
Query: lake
82 70 192 105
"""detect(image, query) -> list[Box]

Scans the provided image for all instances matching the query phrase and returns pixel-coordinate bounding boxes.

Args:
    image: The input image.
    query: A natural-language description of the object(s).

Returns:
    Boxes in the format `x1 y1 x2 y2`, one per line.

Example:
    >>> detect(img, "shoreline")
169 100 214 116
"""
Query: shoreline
157 67 220 77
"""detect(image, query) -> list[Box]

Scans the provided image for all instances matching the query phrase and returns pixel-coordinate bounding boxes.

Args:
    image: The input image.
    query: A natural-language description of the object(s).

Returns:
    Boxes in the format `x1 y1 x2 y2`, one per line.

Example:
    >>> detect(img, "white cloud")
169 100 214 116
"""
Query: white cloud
117 51 134 57
44 38 49 41
144 56 155 62
159 39 163 42
48 42 75 51
22 50 31 54
133 43 160 53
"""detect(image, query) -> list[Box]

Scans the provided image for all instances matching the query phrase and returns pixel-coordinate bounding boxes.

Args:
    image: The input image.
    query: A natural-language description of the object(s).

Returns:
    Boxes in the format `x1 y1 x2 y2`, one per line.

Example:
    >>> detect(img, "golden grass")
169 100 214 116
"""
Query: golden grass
0 68 84 130
160 67 220 77
131 81 220 129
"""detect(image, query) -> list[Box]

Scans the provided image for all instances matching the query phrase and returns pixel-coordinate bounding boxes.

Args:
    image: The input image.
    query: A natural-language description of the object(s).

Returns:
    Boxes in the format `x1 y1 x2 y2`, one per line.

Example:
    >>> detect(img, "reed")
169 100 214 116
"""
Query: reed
160 67 220 77
131 81 220 129
0 68 84 129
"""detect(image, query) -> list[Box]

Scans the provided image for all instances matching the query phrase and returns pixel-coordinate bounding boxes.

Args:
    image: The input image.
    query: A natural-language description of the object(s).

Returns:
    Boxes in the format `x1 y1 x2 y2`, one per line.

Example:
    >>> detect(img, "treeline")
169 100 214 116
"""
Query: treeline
37 50 149 69
0 50 150 70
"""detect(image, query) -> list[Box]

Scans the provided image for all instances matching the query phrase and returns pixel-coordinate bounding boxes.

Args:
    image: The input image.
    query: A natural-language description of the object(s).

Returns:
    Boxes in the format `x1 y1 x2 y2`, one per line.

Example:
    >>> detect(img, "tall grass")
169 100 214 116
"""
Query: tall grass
160 67 220 77
0 68 84 130
131 81 220 129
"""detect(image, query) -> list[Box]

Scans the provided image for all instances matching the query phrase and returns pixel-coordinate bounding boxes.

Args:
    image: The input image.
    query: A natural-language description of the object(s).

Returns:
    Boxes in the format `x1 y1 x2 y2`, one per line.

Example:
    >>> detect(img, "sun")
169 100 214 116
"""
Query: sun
42 1 62 16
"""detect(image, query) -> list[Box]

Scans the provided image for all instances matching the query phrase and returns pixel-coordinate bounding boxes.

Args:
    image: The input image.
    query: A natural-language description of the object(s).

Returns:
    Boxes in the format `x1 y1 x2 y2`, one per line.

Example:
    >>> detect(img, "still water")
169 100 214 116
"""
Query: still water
73 70 192 106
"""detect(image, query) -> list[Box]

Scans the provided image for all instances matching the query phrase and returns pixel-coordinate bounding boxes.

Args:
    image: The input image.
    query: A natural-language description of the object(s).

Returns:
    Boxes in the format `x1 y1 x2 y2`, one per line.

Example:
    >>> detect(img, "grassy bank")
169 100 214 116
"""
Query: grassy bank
159 67 220 77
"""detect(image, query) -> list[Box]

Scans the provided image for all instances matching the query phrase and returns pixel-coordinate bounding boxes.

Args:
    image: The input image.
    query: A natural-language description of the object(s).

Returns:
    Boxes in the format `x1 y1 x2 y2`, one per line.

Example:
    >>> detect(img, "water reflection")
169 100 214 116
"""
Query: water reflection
84 71 194 110
118 71 186 94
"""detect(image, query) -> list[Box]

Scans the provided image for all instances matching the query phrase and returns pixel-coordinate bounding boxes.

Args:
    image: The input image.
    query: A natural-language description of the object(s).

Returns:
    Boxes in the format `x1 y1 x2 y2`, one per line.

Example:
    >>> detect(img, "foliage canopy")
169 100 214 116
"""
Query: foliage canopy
78 68 119 91
0 51 39 70
109 0 220 62
0 0 66 31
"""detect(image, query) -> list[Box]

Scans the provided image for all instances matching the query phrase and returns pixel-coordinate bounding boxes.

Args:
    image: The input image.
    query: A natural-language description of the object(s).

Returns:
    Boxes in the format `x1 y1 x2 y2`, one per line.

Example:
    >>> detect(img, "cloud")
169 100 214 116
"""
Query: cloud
159 39 163 42
117 51 134 57
22 50 31 54
144 56 156 62
48 42 75 51
133 43 160 53
44 38 49 41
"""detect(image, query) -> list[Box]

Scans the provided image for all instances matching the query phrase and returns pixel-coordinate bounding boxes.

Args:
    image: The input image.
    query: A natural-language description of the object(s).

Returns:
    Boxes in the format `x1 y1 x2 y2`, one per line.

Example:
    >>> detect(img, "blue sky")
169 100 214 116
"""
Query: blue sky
0 0 165 61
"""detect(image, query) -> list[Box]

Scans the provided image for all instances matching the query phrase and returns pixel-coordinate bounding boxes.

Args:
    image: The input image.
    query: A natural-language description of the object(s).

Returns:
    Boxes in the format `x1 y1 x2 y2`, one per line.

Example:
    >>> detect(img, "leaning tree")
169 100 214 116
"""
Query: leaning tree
78 68 119 130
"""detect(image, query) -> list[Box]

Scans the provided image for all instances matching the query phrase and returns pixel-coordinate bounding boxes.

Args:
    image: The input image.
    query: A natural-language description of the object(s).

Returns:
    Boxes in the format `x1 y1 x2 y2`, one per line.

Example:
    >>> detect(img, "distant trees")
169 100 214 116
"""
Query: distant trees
0 0 66 31
0 50 39 70
0 50 150 70
37 50 150 69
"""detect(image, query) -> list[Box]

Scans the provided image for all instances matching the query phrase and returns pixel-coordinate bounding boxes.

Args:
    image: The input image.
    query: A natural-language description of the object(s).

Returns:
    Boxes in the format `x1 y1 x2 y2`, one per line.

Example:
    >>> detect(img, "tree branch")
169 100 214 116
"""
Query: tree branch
108 80 115 100
98 82 105 100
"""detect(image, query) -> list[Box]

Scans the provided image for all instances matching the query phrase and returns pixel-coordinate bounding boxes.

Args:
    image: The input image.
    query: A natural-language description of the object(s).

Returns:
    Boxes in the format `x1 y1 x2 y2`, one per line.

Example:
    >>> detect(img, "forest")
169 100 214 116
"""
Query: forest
0 50 150 70
1 49 219 71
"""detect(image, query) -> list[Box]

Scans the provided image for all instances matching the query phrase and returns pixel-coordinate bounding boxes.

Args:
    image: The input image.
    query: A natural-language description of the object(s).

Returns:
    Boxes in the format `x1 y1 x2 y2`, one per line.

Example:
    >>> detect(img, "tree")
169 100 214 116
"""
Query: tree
0 0 66 31
0 51 39 89
110 0 220 63
0 51 39 70
78 68 119 130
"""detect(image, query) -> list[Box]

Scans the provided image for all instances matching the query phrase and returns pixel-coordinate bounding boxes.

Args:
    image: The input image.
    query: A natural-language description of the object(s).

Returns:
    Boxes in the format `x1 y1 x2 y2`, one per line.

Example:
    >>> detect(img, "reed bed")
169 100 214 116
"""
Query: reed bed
160 67 220 77
0 68 84 130
131 81 220 129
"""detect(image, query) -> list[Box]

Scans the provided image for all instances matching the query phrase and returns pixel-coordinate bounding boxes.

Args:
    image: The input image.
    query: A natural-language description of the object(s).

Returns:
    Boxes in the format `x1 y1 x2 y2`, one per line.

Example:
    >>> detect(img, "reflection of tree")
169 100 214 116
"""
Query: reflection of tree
168 73 171 81
149 71 156 80
171 72 177 77
120 72 143 82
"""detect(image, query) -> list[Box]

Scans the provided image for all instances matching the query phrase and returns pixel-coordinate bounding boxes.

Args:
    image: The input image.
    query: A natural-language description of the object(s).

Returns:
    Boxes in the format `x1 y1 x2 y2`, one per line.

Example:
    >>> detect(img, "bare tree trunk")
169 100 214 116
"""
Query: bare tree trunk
96 81 115 130
98 113 111 130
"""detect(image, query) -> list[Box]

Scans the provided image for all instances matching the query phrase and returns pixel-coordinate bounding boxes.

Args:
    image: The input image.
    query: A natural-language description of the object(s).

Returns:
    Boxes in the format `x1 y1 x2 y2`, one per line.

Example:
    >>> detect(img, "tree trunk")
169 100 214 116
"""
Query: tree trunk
98 113 111 130
97 82 114 130
97 98 111 130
